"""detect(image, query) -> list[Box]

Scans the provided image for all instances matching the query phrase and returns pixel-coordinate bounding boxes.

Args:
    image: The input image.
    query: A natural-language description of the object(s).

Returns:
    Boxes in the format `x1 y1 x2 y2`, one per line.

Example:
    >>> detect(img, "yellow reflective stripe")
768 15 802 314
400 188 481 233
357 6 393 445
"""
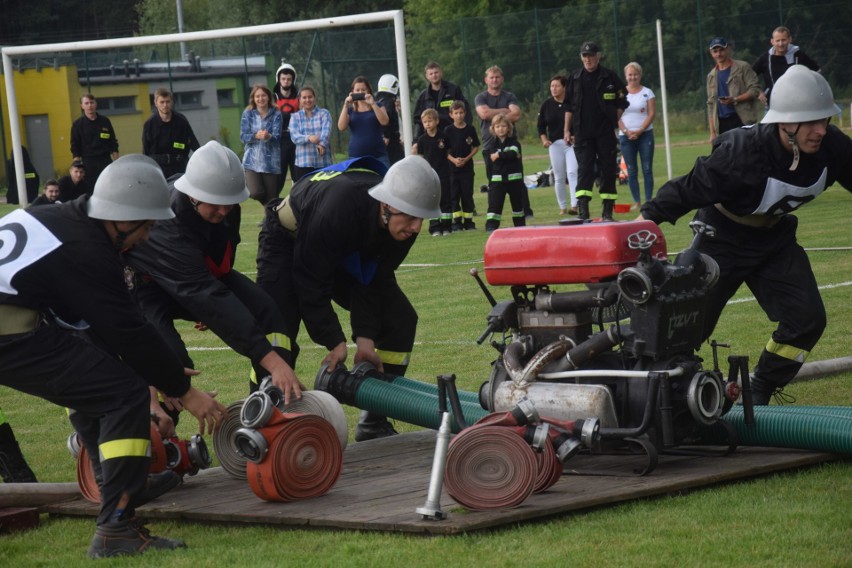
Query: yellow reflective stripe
267 332 292 351
766 339 809 363
310 171 342 182
99 133 111 139
507 173 523 181
600 192 619 200
249 367 258 384
173 142 186 149
376 349 410 367
512 210 525 218
25 173 36 178
452 211 463 220
439 100 454 108
603 93 616 100
575 189 594 198
486 213 501 220
99 438 150 461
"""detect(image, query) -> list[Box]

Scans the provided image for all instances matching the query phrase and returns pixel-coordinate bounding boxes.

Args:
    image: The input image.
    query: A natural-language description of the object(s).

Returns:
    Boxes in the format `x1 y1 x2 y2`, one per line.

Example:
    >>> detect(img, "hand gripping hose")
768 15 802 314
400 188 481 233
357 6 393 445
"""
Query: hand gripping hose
244 409 343 502
444 425 538 510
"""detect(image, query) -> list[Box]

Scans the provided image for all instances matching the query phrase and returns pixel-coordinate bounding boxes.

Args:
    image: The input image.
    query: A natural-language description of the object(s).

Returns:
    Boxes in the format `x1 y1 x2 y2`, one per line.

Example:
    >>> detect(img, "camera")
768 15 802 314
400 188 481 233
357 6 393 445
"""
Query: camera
351 93 366 101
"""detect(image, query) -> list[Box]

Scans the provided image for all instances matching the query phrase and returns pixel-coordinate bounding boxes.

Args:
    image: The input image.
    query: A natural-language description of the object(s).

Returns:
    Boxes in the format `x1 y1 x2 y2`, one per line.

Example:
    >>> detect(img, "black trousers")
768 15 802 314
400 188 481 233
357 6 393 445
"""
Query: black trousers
696 207 826 390
0 324 150 525
256 218 417 371
573 132 618 200
485 180 527 231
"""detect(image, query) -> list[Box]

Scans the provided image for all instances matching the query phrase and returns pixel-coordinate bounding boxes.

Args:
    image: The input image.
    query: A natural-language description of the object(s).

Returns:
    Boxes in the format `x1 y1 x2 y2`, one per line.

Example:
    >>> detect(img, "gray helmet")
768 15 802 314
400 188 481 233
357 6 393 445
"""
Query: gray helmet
87 155 174 221
276 62 296 82
174 141 249 205
762 65 840 124
377 74 399 96
368 155 441 219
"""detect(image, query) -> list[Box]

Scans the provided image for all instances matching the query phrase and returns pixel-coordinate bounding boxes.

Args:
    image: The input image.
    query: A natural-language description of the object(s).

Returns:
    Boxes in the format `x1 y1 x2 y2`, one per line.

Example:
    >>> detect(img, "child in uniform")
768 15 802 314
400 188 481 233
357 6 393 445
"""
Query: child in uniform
445 101 480 231
485 113 526 231
413 108 452 235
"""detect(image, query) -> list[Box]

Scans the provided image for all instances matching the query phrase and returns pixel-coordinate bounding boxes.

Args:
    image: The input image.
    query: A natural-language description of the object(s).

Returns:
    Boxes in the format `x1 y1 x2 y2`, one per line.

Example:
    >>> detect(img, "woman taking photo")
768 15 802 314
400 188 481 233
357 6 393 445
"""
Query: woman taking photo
617 62 656 210
337 76 389 166
289 86 333 181
241 84 283 204
537 74 578 215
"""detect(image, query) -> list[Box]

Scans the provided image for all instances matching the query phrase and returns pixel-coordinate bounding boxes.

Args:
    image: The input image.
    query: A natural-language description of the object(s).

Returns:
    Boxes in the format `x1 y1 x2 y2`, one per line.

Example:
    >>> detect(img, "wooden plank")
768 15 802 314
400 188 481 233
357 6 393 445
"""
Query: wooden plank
46 430 839 534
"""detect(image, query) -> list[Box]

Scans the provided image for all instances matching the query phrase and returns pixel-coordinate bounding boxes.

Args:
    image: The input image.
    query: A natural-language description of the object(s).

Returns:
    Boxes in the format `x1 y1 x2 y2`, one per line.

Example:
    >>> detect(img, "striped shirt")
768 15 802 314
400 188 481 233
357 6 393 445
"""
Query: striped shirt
240 107 282 173
290 107 333 169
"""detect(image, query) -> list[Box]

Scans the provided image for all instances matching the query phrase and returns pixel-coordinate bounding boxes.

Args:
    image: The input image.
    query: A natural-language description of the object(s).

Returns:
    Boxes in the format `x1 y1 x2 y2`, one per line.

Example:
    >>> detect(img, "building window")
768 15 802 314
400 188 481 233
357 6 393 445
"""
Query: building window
176 91 203 109
98 96 137 115
217 89 235 107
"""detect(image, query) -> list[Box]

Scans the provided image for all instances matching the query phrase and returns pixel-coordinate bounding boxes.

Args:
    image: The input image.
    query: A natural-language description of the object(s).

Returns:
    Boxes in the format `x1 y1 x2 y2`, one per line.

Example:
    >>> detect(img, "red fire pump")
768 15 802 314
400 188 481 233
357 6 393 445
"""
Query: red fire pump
474 220 752 473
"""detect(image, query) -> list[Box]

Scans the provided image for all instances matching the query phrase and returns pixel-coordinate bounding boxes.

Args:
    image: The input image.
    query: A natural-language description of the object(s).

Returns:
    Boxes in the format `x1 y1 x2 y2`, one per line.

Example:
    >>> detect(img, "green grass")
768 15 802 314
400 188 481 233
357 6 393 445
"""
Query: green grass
1 138 851 566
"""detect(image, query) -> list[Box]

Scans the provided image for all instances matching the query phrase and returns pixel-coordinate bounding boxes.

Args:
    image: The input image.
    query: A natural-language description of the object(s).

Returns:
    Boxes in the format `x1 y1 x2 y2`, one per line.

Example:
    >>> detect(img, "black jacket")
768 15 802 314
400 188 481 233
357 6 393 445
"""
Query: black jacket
123 189 279 366
284 160 414 349
489 136 524 183
70 113 118 158
0 197 190 397
413 80 471 138
565 66 628 139
142 111 200 159
642 124 852 225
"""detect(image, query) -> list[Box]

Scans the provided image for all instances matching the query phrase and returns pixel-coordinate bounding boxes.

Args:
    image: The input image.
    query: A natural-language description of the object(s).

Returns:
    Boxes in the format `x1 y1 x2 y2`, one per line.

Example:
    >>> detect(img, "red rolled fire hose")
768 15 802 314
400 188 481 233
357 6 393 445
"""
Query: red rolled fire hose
246 413 343 502
444 425 538 510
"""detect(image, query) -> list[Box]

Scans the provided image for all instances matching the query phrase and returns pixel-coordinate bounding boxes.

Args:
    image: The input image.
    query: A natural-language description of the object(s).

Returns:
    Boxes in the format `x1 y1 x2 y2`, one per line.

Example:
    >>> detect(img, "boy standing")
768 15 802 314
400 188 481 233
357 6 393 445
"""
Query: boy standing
413 109 452 236
445 101 480 231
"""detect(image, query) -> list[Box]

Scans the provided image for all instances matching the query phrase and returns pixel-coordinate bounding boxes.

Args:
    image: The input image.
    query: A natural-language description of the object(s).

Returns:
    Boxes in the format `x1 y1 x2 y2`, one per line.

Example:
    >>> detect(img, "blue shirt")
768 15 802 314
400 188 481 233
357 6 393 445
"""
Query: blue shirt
347 108 388 161
290 108 333 170
240 107 283 173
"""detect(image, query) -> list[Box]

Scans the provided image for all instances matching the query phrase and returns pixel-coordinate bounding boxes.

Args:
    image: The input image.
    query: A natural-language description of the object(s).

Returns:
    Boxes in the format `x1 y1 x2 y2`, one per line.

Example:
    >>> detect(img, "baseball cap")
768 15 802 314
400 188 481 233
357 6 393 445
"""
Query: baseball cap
580 41 600 55
708 37 728 49
71 159 85 169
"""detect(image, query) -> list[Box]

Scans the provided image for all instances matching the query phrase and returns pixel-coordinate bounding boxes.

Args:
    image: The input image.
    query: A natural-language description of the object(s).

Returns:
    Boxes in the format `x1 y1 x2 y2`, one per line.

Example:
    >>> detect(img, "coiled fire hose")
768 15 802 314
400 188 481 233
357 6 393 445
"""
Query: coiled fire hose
212 399 249 479
76 423 210 503
236 406 343 502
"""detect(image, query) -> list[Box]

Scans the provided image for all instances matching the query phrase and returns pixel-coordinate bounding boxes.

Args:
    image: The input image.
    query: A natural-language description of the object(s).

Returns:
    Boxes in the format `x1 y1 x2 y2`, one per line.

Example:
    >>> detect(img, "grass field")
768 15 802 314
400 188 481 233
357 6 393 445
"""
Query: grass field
1 136 850 566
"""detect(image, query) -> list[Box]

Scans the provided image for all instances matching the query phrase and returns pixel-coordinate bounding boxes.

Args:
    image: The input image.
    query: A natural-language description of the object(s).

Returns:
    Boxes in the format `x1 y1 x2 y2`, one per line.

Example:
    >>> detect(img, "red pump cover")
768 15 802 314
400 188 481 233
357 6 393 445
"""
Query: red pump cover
483 221 667 285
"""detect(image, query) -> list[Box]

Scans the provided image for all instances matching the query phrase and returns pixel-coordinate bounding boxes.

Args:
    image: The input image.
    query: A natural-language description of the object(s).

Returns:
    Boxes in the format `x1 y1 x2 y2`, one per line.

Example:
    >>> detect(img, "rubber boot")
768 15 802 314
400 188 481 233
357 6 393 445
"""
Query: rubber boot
355 410 398 442
0 423 38 483
601 199 615 221
577 197 591 221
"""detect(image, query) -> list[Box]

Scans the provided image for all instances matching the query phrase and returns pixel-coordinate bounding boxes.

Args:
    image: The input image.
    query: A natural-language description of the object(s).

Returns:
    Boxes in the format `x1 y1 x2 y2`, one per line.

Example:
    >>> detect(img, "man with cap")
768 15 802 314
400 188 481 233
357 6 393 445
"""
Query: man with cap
57 159 90 202
564 41 629 221
124 141 303 410
272 62 300 188
638 65 852 405
0 154 226 557
706 36 761 144
256 155 441 441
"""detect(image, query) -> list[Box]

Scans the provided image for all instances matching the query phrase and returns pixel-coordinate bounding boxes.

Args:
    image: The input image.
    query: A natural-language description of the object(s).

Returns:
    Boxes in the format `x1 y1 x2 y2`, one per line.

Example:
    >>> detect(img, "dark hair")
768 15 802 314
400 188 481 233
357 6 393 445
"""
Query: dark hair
351 75 373 94
246 84 275 111
450 100 466 112
298 86 316 98
549 75 567 87
425 61 442 72
154 87 172 99
44 179 59 187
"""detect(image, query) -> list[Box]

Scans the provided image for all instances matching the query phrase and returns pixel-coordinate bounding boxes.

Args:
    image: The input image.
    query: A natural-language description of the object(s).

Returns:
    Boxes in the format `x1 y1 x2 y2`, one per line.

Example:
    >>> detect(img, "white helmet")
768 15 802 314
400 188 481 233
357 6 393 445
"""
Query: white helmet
87 155 174 221
276 62 296 82
377 74 399 96
368 155 441 219
762 65 840 124
174 141 249 205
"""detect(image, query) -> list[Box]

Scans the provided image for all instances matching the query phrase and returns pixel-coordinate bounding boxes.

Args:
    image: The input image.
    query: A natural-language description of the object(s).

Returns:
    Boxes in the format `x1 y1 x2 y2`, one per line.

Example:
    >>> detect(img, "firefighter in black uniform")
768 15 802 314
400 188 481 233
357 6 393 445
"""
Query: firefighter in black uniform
256 155 441 441
0 154 226 558
272 62 300 188
639 65 852 405
70 93 119 187
413 61 472 139
564 41 629 221
142 88 200 179
376 74 404 165
124 141 303 405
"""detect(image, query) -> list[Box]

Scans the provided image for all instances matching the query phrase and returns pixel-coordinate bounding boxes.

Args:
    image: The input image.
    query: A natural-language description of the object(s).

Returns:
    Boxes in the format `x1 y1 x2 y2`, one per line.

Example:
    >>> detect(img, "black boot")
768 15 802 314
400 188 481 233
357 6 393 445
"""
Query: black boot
129 471 183 509
601 199 615 221
0 423 37 483
87 518 187 558
355 410 398 442
577 198 590 221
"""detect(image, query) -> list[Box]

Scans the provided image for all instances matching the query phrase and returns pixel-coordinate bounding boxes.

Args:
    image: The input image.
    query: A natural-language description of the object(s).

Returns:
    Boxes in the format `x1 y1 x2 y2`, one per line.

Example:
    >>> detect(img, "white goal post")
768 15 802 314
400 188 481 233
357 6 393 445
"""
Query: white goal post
2 10 412 205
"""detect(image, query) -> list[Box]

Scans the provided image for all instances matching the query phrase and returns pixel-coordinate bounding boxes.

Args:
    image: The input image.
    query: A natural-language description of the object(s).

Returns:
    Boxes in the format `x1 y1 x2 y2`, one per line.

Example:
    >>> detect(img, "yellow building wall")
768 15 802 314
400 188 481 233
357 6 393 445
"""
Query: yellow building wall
1 65 149 180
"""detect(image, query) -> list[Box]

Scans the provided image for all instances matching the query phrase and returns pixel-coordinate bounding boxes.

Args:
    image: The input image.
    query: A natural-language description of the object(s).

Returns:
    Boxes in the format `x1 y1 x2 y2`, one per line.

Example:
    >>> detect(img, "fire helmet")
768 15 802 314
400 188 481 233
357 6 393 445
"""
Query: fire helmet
762 65 840 124
368 155 441 219
377 74 399 96
276 62 296 82
87 155 174 221
174 141 249 205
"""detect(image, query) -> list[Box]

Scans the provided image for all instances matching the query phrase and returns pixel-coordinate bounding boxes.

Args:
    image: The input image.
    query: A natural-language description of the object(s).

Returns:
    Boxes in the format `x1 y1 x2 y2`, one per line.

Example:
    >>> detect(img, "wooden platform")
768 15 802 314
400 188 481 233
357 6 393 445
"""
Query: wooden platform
46 430 837 534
